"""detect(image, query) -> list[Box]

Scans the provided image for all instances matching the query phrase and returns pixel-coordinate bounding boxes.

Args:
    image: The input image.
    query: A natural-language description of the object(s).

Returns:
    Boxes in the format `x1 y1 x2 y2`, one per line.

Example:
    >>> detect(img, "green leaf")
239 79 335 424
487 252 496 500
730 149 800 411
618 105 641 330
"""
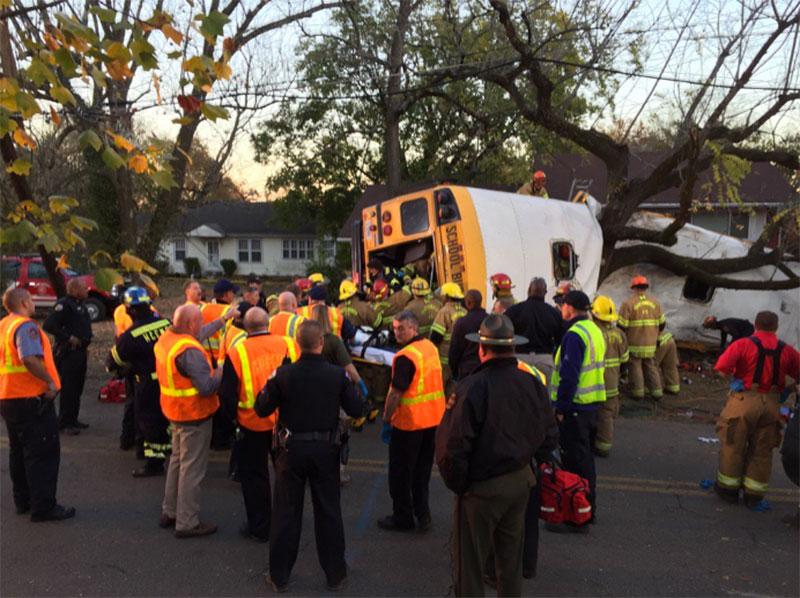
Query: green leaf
200 103 229 122
199 10 230 41
6 159 31 175
91 67 107 89
171 116 194 125
50 86 76 106
89 6 117 23
0 220 37 246
69 215 98 232
101 146 125 170
14 92 40 118
54 47 78 76
38 232 61 253
78 129 103 151
150 168 178 189
131 36 158 70
0 108 18 137
48 195 79 215
26 57 58 86
94 267 124 292
167 50 183 59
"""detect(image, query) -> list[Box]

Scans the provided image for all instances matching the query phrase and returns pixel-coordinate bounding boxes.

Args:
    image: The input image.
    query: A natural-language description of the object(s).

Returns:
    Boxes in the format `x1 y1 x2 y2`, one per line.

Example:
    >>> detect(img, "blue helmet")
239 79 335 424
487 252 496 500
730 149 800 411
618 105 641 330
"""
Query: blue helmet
123 286 151 307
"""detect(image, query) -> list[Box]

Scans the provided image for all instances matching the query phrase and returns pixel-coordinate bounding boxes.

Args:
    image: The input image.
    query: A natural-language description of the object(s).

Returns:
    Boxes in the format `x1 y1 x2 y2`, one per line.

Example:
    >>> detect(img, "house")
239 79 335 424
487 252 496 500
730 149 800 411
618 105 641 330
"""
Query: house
159 200 333 277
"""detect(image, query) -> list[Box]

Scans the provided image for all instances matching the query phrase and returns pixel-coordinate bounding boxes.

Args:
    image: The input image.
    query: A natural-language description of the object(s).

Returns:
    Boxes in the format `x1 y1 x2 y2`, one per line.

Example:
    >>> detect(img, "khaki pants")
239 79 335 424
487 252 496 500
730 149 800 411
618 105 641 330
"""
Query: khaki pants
654 339 680 394
628 356 662 399
716 390 781 500
595 395 619 454
162 418 212 532
454 466 534 597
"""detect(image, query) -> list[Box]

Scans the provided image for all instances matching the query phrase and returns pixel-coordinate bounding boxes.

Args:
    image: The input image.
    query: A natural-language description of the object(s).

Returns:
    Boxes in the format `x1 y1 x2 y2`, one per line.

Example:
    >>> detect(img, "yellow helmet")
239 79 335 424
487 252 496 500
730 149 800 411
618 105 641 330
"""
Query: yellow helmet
309 272 326 286
339 279 358 301
410 277 431 296
592 295 617 322
440 282 464 300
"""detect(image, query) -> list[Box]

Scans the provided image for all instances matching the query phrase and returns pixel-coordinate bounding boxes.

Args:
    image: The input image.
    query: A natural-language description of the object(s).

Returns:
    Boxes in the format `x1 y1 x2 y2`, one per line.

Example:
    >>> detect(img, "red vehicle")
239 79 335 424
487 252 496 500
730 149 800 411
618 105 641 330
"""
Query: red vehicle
1 255 118 322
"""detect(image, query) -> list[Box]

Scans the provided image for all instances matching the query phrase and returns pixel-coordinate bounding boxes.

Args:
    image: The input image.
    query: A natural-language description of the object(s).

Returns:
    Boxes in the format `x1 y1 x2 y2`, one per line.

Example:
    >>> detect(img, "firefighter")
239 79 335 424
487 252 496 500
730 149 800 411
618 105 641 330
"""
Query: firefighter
405 278 442 336
0 288 75 522
430 282 467 396
713 311 799 508
591 295 628 458
338 279 379 329
294 278 312 307
378 311 445 532
654 330 681 395
43 278 92 435
618 275 665 400
517 169 548 198
373 281 412 326
114 287 139 452
268 292 305 338
218 307 298 543
489 273 516 303
309 272 329 287
108 287 172 477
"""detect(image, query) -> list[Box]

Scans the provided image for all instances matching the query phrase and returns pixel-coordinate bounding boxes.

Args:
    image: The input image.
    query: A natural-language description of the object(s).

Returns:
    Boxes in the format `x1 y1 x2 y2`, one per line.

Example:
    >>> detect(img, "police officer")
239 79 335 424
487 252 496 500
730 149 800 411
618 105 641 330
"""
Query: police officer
255 320 366 592
108 287 172 477
43 278 92 435
219 308 298 543
550 291 606 531
0 288 75 521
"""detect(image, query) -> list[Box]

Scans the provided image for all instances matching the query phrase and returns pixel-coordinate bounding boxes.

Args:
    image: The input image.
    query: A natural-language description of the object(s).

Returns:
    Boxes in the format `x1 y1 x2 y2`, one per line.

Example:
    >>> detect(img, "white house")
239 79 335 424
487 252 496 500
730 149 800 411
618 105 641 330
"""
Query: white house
158 200 333 277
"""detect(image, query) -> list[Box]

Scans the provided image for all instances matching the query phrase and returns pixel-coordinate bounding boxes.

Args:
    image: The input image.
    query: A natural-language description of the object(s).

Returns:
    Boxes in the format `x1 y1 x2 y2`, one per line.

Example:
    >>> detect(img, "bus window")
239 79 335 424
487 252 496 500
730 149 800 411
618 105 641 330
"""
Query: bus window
400 198 430 236
552 241 578 281
435 188 460 225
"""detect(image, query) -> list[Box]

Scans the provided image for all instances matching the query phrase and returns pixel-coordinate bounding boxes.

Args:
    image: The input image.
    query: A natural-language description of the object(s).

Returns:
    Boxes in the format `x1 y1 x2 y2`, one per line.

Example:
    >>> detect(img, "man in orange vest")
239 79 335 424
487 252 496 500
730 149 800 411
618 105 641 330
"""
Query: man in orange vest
0 288 75 522
156 304 224 538
269 291 305 338
378 310 445 532
218 307 299 542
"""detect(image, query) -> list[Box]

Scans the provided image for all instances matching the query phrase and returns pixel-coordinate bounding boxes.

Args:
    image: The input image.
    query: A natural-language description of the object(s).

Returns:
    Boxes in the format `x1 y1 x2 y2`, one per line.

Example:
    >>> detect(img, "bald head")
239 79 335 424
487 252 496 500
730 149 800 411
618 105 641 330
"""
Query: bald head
528 277 547 299
3 288 34 316
67 277 88 300
278 291 297 312
244 307 269 333
464 289 482 310
173 304 202 337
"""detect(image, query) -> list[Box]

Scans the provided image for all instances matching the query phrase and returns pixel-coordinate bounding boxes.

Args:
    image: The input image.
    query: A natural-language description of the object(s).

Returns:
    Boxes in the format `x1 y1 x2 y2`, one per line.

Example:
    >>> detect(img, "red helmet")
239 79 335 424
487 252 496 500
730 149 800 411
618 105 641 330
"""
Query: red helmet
533 170 546 181
295 277 312 292
372 279 389 300
489 273 514 291
630 275 649 288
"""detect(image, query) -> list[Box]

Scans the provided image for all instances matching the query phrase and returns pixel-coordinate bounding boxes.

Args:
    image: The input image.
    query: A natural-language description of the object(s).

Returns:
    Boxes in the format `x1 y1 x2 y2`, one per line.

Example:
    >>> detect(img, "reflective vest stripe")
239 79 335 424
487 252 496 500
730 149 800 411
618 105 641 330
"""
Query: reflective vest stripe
398 390 445 406
1 316 29 374
517 360 546 385
287 314 300 337
111 346 127 367
284 336 298 362
236 342 255 409
161 339 202 398
551 320 606 405
658 332 673 344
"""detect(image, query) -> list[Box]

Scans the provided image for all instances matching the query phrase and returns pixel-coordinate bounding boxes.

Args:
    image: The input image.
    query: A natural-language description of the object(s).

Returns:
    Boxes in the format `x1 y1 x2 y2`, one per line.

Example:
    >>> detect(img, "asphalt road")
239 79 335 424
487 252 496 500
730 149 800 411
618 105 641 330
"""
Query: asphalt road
2 389 798 597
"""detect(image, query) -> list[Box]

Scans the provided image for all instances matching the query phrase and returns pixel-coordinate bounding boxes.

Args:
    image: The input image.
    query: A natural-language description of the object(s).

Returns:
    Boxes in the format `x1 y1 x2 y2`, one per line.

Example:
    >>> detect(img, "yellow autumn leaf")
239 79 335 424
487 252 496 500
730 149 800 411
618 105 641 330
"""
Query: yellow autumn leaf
138 273 160 298
13 128 37 150
110 132 135 153
162 23 183 44
56 254 70 270
128 153 149 174
106 60 133 81
213 61 232 80
120 251 158 275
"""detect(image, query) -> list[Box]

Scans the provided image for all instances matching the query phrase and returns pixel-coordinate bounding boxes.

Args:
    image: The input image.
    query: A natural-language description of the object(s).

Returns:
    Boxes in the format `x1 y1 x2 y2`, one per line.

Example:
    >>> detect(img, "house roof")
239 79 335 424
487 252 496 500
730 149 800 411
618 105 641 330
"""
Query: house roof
531 152 797 208
169 200 316 237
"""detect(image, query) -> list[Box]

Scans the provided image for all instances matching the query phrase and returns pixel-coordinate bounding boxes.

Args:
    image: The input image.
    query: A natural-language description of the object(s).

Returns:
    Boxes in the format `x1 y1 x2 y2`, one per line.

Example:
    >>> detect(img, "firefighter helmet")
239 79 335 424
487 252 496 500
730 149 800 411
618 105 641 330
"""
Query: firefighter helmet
410 277 431 296
123 286 151 306
339 279 358 301
440 282 464 300
592 295 618 322
630 275 650 288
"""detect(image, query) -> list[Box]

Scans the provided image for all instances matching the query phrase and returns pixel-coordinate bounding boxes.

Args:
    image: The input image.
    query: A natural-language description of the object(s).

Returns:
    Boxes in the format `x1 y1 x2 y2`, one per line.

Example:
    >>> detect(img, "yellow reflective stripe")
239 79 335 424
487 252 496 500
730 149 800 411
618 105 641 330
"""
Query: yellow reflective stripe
131 319 171 338
284 337 298 362
621 350 630 363
595 439 612 451
160 386 199 397
717 472 741 488
743 477 768 493
404 345 425 395
111 346 127 367
164 339 202 397
629 346 657 357
618 317 630 327
3 316 26 371
149 371 158 380
430 323 446 335
605 357 621 367
330 308 340 334
665 384 680 393
658 314 666 324
606 388 619 398
398 390 445 406
517 360 546 385
624 319 661 327
287 315 300 337
236 342 255 409
658 332 673 344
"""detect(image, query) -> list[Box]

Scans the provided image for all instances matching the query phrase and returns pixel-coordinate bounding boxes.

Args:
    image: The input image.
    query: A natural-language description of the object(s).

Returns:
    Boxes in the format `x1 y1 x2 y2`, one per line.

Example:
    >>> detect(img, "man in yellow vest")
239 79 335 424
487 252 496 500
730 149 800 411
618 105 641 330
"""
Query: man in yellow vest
654 330 681 395
268 291 305 338
430 282 467 396
218 307 299 543
591 295 628 458
618 275 665 400
378 310 445 532
0 288 74 521
156 304 224 538
550 291 606 531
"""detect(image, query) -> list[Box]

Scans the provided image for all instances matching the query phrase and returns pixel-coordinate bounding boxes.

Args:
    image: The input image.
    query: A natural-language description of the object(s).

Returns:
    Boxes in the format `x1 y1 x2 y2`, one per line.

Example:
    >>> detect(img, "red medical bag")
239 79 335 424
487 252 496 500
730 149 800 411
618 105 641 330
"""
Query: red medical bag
99 378 127 404
538 462 592 525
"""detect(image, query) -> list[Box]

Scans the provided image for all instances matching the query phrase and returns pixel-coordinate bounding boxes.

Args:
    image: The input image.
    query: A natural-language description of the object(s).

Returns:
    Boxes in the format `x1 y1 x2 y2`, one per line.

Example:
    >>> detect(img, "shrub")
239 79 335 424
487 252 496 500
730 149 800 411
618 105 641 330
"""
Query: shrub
220 259 237 277
183 257 201 277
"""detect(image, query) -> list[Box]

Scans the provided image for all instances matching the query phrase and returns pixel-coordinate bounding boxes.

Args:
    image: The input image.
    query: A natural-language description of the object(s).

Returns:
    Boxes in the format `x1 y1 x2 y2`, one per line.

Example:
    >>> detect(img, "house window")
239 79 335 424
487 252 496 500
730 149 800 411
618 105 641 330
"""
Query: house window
691 210 749 238
238 239 262 263
282 239 314 260
174 239 186 261
207 241 219 266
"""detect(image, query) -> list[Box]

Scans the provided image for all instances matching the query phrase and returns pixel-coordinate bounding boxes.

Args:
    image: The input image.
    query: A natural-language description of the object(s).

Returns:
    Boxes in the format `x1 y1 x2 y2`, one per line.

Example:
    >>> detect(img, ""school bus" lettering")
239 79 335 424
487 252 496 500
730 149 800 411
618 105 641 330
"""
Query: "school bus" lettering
445 223 465 287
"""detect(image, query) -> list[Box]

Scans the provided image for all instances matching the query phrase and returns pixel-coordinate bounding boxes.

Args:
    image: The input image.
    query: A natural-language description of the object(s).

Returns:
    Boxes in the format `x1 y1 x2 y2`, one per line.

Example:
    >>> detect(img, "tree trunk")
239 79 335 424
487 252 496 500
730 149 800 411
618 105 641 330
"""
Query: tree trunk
385 108 402 194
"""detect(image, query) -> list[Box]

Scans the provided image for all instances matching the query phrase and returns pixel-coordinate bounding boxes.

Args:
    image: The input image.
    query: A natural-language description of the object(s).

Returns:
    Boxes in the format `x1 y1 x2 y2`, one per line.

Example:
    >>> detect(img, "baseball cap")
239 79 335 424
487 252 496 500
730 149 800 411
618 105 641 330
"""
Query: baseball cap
213 279 240 295
563 290 592 311
308 285 327 301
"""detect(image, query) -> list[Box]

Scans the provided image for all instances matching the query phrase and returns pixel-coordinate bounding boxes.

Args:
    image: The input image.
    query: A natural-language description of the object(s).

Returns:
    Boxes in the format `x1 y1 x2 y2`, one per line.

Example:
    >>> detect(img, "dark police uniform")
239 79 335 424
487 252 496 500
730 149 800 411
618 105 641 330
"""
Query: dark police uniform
108 314 172 475
43 295 92 429
255 353 365 589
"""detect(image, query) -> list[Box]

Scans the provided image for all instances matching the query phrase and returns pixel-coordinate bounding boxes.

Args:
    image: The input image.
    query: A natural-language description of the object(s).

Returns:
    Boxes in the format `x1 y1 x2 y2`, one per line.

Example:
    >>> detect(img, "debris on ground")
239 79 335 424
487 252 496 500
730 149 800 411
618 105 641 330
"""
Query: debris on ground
697 436 720 444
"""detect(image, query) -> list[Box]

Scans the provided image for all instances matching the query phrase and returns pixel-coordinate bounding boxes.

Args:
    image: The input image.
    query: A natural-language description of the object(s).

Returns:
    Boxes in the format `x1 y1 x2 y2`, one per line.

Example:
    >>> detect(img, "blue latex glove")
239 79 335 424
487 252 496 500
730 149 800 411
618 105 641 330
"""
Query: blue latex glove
358 379 369 399
699 479 714 490
748 499 771 512
380 422 392 445
730 378 745 392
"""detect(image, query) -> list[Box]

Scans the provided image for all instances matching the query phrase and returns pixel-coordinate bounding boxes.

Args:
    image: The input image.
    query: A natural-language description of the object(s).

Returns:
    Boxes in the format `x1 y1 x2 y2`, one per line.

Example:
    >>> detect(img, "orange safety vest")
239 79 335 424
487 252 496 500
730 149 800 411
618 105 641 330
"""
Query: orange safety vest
216 324 246 366
154 329 219 422
200 302 235 355
296 304 343 337
228 334 299 432
0 314 61 399
268 311 305 339
391 339 445 431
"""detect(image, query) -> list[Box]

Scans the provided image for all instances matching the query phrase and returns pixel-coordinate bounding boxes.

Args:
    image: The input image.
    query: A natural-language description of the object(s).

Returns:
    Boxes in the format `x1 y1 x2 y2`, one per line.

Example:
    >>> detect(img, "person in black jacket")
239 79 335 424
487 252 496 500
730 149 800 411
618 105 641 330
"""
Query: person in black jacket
255 320 366 593
436 314 558 597
703 316 754 352
505 277 563 382
448 289 487 381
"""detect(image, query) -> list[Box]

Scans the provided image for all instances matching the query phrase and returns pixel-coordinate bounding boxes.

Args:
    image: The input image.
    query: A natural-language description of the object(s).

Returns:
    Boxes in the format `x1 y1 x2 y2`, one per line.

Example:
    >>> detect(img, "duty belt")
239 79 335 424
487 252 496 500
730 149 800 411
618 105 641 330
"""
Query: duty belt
291 430 336 442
